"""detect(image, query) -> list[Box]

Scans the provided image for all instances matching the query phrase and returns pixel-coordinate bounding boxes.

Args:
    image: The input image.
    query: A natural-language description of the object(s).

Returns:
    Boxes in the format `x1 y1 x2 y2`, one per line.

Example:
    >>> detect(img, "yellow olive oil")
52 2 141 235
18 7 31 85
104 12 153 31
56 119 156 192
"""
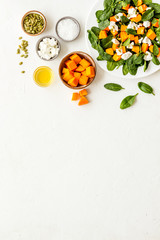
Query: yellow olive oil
33 66 54 87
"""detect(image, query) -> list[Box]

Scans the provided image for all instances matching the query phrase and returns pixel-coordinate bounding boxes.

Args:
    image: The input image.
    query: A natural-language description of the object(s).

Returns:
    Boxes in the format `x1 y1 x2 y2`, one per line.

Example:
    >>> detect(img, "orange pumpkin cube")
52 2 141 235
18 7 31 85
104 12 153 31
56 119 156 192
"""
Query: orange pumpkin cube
105 26 110 31
138 4 147 13
137 0 143 7
79 75 89 85
62 68 69 74
86 66 95 78
106 48 114 55
137 26 145 35
121 46 126 53
146 29 157 40
112 43 119 51
110 16 117 22
70 54 82 64
122 4 130 10
80 59 91 69
134 36 139 44
149 45 154 53
120 32 128 42
131 14 142 23
142 43 149 53
121 25 127 32
157 48 160 57
76 65 85 72
113 53 121 61
68 77 78 87
99 30 107 39
79 89 88 97
129 34 135 41
111 30 118 36
72 93 80 101
153 19 159 28
78 96 89 106
74 72 81 80
132 46 140 54
63 71 74 82
82 70 87 76
65 60 77 71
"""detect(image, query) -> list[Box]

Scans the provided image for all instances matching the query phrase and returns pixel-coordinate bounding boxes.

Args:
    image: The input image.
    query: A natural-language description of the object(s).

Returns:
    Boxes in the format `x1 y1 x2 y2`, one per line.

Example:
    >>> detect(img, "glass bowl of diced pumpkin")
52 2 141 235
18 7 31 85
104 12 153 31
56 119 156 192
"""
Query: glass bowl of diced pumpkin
59 52 96 89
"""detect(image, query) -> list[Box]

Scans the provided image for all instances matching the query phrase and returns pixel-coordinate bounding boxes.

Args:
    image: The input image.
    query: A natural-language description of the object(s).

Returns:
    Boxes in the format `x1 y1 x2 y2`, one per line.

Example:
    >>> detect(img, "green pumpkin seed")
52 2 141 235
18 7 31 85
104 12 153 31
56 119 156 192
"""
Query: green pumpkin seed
21 71 25 74
19 62 23 65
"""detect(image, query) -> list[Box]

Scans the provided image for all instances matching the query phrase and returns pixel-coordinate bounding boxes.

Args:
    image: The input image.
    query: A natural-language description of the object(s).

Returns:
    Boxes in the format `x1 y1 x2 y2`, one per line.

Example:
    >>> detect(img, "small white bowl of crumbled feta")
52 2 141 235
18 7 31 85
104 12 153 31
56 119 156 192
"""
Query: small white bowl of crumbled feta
36 36 61 61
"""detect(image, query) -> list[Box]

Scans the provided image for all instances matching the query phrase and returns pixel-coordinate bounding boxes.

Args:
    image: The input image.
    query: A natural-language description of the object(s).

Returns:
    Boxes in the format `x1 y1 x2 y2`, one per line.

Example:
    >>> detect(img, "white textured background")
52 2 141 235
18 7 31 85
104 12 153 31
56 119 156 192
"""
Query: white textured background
0 0 160 239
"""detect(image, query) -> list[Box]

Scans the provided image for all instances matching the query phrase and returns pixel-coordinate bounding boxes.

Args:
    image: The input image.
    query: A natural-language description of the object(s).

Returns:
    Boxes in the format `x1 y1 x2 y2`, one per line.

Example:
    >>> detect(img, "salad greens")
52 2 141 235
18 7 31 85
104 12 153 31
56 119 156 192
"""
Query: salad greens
88 0 160 75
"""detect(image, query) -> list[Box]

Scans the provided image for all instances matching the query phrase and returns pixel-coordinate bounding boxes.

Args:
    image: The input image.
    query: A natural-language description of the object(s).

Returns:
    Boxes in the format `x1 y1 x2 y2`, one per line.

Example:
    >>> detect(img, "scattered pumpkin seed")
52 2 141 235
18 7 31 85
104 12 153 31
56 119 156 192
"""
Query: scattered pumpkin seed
21 71 25 74
19 37 22 40
17 49 20 54
19 62 23 65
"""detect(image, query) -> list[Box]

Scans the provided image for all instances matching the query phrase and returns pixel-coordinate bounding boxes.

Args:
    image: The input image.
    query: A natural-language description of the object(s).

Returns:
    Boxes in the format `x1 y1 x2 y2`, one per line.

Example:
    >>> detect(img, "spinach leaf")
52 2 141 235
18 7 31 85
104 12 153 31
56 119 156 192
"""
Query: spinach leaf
101 35 113 49
152 55 160 65
132 0 138 6
104 0 114 9
122 64 129 75
104 83 125 91
155 13 160 18
120 94 138 110
123 38 130 46
153 44 159 55
91 27 101 37
149 3 160 14
144 60 150 72
98 8 113 21
142 9 154 21
96 10 104 22
87 30 98 49
107 62 117 71
134 53 144 65
126 29 137 35
97 44 113 61
98 19 110 30
121 16 130 23
138 82 155 95
97 55 104 61
143 0 152 4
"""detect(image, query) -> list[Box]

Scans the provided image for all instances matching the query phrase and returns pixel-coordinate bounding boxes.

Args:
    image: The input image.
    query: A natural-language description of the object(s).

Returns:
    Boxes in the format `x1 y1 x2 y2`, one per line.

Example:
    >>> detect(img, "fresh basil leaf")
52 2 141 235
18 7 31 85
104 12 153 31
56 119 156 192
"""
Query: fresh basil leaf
101 35 113 49
152 54 160 65
153 44 159 55
134 53 144 65
97 55 104 61
123 38 130 46
149 3 160 14
104 0 114 9
121 16 130 23
132 0 138 6
98 19 110 30
126 29 137 35
120 94 138 110
142 9 154 21
99 8 113 21
104 83 125 91
87 30 98 50
143 0 152 4
144 60 150 72
91 27 101 37
122 64 129 75
138 82 155 95
97 44 113 61
96 10 104 22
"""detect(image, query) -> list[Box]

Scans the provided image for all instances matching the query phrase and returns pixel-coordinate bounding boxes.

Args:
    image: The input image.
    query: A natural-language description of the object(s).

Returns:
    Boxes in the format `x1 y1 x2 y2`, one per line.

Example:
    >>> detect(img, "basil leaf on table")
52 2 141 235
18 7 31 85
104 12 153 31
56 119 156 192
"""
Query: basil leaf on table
142 9 154 21
104 83 125 91
153 44 159 55
120 94 139 110
138 82 155 95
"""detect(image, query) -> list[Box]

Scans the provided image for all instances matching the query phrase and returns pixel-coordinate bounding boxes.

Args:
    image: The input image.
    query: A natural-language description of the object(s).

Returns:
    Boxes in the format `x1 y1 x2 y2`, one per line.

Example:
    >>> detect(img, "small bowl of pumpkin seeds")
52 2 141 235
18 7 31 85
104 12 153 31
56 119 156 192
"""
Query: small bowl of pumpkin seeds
21 10 47 36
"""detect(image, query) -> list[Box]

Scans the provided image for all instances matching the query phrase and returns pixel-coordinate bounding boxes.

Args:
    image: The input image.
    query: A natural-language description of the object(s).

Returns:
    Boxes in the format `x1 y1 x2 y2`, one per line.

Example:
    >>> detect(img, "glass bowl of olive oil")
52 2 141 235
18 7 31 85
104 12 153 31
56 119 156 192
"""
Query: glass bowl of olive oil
33 66 54 87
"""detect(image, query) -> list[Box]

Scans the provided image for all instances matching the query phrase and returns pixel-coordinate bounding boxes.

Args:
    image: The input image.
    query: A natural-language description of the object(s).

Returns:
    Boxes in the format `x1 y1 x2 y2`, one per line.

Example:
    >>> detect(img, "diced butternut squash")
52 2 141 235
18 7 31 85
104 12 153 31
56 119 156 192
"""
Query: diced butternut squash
134 36 139 44
99 30 107 39
68 77 78 87
142 43 149 53
131 14 142 23
70 54 82 64
146 29 157 40
106 48 114 55
78 96 89 106
129 34 135 41
132 46 140 54
63 71 74 82
120 32 128 42
105 26 110 31
110 16 117 22
153 19 159 28
74 72 81 80
121 46 126 53
76 65 85 72
80 59 91 69
79 89 88 97
137 0 143 7
138 4 147 13
112 43 119 51
82 70 87 76
122 4 130 10
157 48 160 57
149 45 153 53
113 53 121 61
79 75 89 85
86 66 95 78
137 26 145 35
65 60 77 71
72 93 80 101
111 30 118 36
121 25 127 32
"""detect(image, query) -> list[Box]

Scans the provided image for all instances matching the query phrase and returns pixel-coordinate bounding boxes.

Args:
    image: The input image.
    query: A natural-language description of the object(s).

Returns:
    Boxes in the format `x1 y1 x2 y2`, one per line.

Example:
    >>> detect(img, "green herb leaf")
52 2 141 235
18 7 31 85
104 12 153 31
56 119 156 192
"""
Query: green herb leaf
138 82 155 95
91 27 101 37
122 64 129 75
120 94 138 109
142 9 154 21
144 60 150 72
98 19 110 30
143 0 152 4
123 38 130 46
149 3 160 14
121 16 130 23
153 43 159 55
87 30 98 50
104 83 124 91
101 35 113 49
107 61 117 71
152 55 160 65
125 29 137 35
